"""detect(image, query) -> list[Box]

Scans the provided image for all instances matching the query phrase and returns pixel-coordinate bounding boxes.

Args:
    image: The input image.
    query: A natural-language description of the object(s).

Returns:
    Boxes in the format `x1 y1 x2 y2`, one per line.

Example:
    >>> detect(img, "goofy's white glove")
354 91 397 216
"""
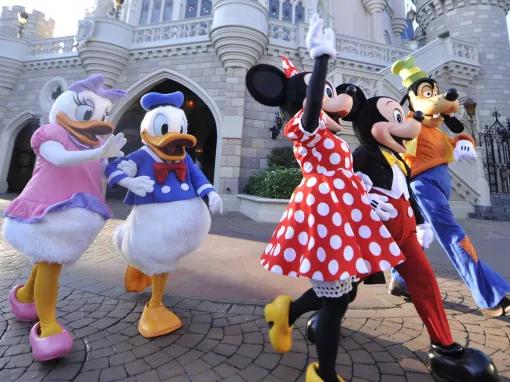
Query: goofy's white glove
454 139 477 162
306 14 337 60
207 191 223 215
117 159 137 177
416 223 434 249
118 176 154 197
368 193 398 222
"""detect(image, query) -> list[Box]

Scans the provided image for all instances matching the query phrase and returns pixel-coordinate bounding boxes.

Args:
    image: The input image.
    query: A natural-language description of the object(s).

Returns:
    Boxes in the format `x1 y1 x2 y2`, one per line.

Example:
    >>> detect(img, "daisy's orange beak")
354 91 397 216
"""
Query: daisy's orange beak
56 112 114 147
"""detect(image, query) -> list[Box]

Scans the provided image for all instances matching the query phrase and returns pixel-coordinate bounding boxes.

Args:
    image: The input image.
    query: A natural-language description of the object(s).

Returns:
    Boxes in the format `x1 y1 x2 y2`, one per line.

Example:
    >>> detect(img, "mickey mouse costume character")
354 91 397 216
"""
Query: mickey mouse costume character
246 15 406 382
3 75 127 361
341 84 499 382
105 91 223 338
391 56 510 318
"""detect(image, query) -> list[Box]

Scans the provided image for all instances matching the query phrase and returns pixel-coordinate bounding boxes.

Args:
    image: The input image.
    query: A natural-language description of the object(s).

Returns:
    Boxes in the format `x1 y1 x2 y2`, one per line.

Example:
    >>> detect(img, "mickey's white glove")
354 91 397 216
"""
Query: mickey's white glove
118 176 154 197
416 223 434 249
98 133 127 159
454 139 477 162
306 14 337 60
207 191 223 215
355 171 373 193
368 193 398 221
117 159 137 177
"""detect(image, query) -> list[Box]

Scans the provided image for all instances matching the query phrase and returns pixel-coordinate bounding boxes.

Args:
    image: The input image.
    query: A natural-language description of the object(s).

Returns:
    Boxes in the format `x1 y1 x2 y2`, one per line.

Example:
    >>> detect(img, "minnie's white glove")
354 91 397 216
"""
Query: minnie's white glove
118 176 154 197
207 191 223 215
117 159 137 177
306 14 337 60
368 193 398 221
355 171 373 193
416 223 434 248
454 139 477 162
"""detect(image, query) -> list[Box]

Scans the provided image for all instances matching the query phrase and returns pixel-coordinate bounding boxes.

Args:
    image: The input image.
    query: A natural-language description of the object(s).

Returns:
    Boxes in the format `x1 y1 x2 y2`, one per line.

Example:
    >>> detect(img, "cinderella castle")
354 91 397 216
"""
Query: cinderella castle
0 0 508 217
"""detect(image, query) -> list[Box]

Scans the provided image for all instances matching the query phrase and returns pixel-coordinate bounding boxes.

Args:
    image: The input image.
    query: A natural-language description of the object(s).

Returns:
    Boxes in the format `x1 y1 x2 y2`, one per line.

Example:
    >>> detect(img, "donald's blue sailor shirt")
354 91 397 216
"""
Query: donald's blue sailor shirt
105 146 214 205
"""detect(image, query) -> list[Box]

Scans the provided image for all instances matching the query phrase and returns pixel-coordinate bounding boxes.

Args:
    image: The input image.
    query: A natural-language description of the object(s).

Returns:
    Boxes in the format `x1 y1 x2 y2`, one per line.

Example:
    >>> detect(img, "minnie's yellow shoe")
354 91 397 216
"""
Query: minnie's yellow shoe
305 363 345 382
138 303 182 338
264 295 293 352
125 266 152 292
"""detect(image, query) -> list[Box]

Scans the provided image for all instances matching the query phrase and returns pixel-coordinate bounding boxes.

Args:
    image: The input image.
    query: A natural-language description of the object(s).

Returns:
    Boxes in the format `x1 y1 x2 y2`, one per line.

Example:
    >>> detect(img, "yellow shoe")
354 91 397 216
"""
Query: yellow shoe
305 363 345 382
138 303 182 338
125 266 152 292
264 295 293 353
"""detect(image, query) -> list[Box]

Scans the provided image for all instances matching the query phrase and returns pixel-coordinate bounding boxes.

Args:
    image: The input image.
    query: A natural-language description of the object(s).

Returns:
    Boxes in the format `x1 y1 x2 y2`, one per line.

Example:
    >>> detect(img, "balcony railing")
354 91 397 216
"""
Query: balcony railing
29 36 77 59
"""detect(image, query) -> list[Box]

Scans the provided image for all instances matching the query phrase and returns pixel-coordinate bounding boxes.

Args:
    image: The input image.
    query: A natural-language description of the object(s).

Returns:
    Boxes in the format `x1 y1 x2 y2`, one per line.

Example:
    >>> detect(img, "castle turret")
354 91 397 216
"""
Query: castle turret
0 6 54 40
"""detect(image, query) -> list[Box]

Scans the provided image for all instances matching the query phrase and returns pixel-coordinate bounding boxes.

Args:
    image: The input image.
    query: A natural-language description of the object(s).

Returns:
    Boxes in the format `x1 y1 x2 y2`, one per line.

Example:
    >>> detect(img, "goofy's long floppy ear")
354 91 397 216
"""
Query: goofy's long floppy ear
245 64 287 107
336 83 366 122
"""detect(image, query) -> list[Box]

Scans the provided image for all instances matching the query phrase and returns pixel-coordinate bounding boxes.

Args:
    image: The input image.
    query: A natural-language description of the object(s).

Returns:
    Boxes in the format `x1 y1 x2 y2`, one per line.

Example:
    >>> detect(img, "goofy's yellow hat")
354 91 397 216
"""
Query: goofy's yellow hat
391 56 427 88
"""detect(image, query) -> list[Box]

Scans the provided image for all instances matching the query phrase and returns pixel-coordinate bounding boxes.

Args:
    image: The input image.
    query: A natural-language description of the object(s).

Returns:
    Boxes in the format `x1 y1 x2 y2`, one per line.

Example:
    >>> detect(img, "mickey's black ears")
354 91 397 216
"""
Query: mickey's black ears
336 83 366 122
246 64 287 107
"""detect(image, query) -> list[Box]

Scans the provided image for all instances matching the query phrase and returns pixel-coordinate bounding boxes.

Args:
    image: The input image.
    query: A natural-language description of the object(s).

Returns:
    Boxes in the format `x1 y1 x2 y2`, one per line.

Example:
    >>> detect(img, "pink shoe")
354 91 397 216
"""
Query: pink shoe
8 285 38 321
29 323 73 361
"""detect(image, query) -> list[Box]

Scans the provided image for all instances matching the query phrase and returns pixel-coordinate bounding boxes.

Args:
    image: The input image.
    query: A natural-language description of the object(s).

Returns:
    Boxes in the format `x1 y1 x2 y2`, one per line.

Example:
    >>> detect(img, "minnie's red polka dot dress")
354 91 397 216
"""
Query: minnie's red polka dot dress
261 110 405 295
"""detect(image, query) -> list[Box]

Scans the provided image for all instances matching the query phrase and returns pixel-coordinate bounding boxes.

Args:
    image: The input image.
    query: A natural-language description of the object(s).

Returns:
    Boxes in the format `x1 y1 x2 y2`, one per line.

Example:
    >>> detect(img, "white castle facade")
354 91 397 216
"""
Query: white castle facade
0 0 507 215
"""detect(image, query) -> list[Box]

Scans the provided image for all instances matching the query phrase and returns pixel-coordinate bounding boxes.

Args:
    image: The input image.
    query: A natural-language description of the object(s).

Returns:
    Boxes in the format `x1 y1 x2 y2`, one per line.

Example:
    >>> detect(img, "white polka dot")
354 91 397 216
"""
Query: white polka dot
298 147 307 156
351 209 362 222
341 142 349 153
333 179 345 190
300 258 311 274
287 132 297 139
328 260 339 275
317 224 328 238
294 210 305 223
306 194 315 206
342 193 354 205
306 177 317 187
285 227 295 240
317 247 326 262
361 194 370 205
359 225 371 239
318 182 330 194
303 162 313 173
284 248 296 262
331 191 339 203
287 209 294 220
344 223 354 236
298 232 309 246
317 202 330 216
323 138 335 149
273 244 281 256
280 210 288 222
408 206 414 217
329 153 341 165
181 183 190 191
308 237 315 250
332 212 342 226
369 242 381 256
294 192 304 203
390 242 401 256
340 271 351 281
330 235 342 250
288 271 298 278
264 243 273 254
161 185 171 193
343 246 354 261
379 260 391 271
345 157 351 168
356 258 371 274
312 148 322 161
351 180 358 189
271 265 283 274
370 210 381 221
379 226 392 238
277 226 285 238
312 271 324 281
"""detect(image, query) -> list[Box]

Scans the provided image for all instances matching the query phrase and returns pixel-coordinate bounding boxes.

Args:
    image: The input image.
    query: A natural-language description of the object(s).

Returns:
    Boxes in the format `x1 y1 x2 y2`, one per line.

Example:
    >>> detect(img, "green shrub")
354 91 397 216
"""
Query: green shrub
267 146 299 169
245 167 302 199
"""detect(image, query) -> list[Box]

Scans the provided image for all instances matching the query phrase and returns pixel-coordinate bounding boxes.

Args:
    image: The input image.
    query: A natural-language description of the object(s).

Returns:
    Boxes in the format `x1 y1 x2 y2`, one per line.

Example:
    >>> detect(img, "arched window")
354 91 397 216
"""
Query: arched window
269 0 279 19
163 0 173 21
295 1 305 23
282 0 292 22
151 0 162 23
200 0 212 16
185 0 198 18
139 0 150 25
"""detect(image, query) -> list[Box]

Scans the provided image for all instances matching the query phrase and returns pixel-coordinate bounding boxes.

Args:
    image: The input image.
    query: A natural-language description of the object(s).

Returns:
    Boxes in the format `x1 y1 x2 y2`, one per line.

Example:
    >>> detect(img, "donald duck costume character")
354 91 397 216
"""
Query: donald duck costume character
2 75 127 361
105 91 223 338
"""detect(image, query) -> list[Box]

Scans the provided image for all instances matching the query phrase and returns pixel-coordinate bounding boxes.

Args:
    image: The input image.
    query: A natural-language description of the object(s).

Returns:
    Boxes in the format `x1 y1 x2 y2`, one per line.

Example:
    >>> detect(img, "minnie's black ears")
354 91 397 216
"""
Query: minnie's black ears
246 64 287 107
336 83 366 122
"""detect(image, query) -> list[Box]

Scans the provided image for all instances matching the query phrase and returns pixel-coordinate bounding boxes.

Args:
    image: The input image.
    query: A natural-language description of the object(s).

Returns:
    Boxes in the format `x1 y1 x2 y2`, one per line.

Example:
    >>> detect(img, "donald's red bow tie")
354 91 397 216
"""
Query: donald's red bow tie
153 162 187 183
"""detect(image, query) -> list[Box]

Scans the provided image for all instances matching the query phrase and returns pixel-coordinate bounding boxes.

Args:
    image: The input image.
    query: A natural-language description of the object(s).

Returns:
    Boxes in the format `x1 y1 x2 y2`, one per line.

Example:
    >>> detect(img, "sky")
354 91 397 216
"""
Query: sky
1 0 510 38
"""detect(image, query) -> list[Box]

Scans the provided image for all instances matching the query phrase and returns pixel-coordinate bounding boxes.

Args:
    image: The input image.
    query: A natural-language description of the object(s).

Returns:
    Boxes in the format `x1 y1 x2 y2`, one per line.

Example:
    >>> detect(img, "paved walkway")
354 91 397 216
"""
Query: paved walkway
0 196 509 382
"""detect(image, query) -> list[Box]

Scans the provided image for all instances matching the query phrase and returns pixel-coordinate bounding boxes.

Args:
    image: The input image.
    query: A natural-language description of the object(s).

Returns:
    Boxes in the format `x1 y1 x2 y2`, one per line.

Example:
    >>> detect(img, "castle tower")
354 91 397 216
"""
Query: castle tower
0 5 55 40
415 0 510 128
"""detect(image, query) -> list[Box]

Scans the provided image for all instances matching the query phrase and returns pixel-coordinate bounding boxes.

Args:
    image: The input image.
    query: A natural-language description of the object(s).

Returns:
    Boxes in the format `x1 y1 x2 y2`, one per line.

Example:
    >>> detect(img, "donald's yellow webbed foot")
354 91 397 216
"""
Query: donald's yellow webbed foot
138 303 182 338
124 265 152 292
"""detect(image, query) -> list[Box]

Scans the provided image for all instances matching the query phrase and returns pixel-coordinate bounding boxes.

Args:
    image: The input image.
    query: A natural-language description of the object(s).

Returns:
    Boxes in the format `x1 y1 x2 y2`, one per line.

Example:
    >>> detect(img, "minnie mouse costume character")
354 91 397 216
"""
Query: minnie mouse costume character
343 84 499 382
246 15 405 382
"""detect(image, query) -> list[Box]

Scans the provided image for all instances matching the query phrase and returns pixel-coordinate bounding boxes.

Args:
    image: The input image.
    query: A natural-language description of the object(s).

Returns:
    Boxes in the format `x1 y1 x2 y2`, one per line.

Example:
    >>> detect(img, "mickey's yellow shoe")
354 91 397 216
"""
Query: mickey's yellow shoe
125 266 152 292
305 363 345 382
264 295 293 352
138 303 182 338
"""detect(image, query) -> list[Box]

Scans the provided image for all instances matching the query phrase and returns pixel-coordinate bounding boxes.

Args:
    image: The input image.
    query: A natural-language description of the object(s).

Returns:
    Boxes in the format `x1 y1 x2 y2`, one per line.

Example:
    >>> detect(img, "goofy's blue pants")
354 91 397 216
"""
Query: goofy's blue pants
391 164 510 309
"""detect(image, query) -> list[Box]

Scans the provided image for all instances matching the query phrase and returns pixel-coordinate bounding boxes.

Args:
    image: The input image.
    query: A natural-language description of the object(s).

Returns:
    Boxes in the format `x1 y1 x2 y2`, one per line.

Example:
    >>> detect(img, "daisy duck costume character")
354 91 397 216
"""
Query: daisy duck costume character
105 91 223 338
3 75 127 361
246 15 406 382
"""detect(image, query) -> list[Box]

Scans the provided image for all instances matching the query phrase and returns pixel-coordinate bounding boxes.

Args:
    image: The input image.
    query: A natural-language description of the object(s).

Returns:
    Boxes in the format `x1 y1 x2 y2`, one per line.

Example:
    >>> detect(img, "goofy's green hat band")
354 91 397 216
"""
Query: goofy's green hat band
391 56 427 88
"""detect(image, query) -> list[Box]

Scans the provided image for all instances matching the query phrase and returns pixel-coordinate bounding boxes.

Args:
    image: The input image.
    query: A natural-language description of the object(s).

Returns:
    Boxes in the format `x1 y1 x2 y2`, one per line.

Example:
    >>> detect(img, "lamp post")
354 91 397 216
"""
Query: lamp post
113 0 124 19
17 11 29 39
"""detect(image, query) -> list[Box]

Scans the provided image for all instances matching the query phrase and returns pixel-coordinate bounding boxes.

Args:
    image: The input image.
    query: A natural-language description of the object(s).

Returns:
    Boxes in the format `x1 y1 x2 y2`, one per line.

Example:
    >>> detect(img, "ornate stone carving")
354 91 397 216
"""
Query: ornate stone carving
342 74 379 97
132 18 212 45
76 18 95 47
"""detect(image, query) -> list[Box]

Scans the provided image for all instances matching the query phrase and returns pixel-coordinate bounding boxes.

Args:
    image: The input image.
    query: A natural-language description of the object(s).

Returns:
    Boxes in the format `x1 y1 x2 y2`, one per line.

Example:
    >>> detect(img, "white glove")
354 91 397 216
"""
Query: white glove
416 223 434 249
98 133 127 159
453 139 477 162
355 171 373 193
367 193 398 221
118 176 154 197
207 191 223 215
117 159 137 177
306 14 337 60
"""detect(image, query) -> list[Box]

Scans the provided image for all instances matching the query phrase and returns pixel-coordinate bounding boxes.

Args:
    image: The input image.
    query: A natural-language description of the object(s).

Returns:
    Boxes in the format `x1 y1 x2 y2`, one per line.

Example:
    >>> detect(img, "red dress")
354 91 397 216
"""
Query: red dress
260 110 406 282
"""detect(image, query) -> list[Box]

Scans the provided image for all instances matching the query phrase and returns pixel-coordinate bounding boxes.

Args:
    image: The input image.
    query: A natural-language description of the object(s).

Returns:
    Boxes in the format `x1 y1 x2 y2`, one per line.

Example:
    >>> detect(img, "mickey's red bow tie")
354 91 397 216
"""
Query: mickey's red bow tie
153 162 187 183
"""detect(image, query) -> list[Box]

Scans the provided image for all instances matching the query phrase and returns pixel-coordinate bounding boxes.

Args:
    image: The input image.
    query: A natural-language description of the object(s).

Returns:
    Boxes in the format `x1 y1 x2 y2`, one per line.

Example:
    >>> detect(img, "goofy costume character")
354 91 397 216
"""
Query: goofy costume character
390 56 510 317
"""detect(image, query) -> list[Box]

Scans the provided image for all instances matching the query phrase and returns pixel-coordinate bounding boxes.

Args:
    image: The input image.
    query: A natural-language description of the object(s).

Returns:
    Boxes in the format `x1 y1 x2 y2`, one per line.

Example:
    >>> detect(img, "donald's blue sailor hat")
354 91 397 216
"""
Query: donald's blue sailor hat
140 91 185 111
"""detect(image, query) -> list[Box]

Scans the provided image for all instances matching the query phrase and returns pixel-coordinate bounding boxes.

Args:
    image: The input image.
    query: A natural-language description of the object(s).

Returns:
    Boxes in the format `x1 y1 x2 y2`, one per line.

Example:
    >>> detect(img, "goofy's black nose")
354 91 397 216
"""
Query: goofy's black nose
445 88 459 102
